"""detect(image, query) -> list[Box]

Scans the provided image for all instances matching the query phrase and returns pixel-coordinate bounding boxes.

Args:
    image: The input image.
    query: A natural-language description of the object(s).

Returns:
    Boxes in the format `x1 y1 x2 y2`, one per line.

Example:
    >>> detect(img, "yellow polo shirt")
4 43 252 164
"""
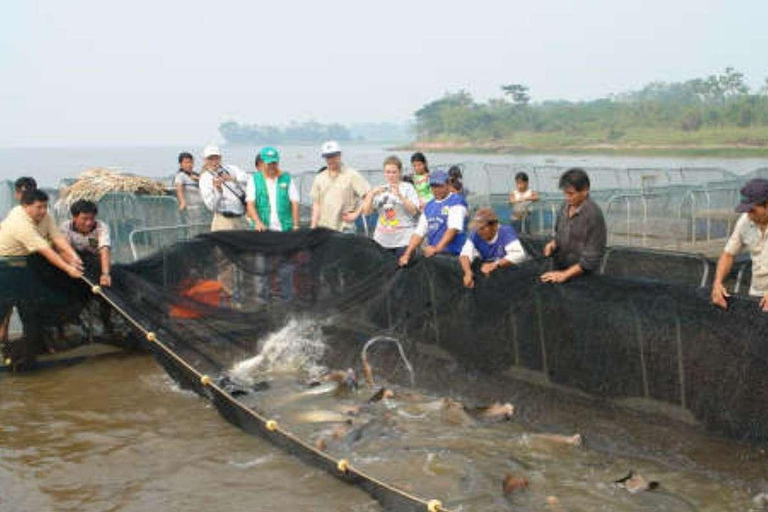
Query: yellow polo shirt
0 206 61 256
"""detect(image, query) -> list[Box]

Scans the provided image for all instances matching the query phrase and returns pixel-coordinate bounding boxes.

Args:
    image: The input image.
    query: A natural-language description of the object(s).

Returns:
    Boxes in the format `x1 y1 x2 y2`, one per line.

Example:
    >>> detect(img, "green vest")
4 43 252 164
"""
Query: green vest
252 172 293 231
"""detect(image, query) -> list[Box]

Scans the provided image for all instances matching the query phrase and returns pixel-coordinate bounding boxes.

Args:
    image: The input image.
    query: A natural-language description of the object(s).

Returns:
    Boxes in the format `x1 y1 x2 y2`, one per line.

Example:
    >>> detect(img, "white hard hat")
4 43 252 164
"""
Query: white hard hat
321 140 341 157
203 145 222 158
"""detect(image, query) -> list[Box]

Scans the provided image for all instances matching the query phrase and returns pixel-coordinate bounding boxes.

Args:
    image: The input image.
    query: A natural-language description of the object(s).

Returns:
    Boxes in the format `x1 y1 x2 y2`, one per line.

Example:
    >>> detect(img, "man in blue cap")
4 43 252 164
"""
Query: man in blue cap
246 146 300 232
398 168 468 266
712 178 768 312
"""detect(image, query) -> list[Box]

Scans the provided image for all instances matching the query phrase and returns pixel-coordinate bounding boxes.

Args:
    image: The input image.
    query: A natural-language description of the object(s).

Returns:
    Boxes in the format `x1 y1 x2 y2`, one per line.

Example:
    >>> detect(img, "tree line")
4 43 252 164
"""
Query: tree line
219 120 353 145
414 68 768 140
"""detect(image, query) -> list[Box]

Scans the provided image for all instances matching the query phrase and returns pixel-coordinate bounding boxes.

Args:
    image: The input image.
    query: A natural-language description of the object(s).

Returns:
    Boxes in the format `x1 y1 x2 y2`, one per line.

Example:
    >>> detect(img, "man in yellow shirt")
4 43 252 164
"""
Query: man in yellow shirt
0 188 83 359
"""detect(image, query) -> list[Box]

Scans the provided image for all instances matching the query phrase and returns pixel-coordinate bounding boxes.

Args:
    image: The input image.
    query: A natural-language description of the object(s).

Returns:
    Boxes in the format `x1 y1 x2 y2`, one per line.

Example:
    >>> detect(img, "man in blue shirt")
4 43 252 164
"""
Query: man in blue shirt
398 169 468 266
459 208 527 288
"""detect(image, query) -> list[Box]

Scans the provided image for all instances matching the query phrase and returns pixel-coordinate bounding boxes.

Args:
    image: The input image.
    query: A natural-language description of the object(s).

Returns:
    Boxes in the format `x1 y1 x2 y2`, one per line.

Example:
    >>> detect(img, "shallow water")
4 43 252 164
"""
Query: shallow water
3 348 768 512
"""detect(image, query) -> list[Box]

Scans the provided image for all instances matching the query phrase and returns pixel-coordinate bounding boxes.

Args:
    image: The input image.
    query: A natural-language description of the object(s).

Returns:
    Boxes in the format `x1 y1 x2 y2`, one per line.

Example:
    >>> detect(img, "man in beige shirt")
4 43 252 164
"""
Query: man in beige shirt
712 179 768 312
0 189 83 346
310 141 371 232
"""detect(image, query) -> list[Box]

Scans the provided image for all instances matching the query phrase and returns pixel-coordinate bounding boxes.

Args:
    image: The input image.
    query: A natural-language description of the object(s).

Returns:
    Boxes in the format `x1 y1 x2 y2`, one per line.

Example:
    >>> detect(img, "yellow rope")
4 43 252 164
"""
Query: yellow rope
79 275 455 512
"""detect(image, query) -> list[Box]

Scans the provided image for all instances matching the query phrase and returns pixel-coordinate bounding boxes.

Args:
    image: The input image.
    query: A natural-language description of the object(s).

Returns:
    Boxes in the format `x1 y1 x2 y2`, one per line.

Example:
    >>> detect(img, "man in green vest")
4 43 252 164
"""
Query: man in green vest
246 147 300 232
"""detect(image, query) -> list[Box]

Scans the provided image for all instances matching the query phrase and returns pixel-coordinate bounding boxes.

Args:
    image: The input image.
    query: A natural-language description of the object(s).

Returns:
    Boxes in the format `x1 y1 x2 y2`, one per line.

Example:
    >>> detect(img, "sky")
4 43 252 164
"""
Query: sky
1 0 767 147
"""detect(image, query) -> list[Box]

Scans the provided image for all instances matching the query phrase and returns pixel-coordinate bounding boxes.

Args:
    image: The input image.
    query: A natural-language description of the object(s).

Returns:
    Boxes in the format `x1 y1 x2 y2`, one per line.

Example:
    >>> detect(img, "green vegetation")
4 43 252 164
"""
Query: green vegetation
219 121 411 145
413 68 768 154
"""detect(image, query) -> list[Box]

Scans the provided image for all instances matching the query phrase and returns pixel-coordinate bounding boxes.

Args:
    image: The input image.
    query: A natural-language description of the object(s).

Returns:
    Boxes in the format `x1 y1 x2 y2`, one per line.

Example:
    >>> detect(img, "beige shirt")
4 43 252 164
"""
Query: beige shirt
310 165 371 231
724 213 768 296
0 205 61 256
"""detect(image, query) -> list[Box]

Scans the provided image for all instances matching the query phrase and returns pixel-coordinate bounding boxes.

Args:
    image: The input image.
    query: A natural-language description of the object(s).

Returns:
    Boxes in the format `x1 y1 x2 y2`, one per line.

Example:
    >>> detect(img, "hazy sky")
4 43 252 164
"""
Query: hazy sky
2 0 767 147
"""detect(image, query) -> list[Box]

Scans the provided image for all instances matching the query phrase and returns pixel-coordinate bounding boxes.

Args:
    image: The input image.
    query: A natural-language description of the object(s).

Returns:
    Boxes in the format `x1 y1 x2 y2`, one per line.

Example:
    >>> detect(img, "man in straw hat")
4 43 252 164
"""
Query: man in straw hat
459 207 527 288
712 178 768 312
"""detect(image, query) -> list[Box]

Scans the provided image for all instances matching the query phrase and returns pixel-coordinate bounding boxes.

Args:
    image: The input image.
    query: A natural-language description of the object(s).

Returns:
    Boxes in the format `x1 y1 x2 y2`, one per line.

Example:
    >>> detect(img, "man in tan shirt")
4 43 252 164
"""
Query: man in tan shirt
712 178 768 312
310 141 371 232
0 189 83 346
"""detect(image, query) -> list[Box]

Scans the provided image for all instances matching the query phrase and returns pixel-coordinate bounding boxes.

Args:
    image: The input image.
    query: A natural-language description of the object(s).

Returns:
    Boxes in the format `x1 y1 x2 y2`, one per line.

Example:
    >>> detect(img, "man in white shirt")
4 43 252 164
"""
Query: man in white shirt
246 147 300 232
712 178 768 312
198 145 250 231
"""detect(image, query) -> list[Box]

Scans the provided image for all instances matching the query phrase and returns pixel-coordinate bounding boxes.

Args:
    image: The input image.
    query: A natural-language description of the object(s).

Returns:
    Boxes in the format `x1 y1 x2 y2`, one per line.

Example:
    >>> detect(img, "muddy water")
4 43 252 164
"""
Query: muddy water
3 351 768 511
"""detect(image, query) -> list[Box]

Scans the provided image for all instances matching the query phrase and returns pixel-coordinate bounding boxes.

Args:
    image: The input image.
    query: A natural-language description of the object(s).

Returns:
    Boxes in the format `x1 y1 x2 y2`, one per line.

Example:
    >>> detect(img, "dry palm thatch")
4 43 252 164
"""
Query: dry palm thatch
58 168 168 206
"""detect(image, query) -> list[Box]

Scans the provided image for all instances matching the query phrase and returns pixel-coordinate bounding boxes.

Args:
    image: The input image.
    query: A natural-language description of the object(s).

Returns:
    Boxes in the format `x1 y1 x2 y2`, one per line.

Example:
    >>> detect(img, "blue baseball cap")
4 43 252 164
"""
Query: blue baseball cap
429 169 449 186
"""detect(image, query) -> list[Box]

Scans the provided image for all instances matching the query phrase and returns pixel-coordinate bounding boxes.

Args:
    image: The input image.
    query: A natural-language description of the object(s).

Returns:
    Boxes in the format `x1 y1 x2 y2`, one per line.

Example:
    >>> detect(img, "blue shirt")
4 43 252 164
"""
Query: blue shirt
423 193 467 255
470 225 519 262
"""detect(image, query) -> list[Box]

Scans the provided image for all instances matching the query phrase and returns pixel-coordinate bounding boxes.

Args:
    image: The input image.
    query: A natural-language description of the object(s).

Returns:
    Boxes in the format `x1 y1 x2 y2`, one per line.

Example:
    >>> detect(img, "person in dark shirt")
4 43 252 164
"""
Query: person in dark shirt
541 168 606 284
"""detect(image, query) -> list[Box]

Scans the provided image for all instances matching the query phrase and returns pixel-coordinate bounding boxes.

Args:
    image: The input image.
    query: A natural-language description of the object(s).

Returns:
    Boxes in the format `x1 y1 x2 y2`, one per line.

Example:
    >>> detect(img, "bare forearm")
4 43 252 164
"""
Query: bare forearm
100 248 111 274
291 201 300 228
563 264 584 280
714 252 735 286
39 247 73 274
434 229 458 252
311 203 320 228
404 235 423 258
459 255 472 275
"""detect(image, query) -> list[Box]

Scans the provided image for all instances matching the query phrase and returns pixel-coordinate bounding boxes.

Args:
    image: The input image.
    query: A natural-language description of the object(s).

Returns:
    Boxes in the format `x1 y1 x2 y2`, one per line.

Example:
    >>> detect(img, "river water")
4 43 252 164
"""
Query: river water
2 146 768 511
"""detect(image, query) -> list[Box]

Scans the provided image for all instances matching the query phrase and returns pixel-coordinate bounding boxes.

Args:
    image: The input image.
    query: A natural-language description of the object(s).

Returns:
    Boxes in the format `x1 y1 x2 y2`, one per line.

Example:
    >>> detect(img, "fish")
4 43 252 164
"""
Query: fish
614 470 659 493
502 474 530 495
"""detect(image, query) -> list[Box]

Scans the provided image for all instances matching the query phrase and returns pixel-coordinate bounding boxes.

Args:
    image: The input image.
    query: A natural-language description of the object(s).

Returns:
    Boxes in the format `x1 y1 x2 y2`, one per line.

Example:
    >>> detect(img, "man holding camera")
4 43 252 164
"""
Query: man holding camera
199 145 250 231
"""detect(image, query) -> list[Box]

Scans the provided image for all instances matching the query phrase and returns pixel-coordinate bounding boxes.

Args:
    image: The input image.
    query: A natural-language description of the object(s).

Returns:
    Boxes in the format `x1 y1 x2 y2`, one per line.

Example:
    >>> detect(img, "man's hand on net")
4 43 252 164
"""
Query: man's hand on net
760 294 768 312
480 262 498 276
541 270 568 284
398 253 410 267
66 264 83 279
100 274 112 287
463 272 474 289
543 240 556 257
423 246 437 258
711 282 730 309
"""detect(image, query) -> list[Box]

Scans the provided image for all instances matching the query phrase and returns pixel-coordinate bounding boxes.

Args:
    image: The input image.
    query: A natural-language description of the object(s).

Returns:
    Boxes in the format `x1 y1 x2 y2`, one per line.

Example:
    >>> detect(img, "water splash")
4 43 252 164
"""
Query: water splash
230 317 327 382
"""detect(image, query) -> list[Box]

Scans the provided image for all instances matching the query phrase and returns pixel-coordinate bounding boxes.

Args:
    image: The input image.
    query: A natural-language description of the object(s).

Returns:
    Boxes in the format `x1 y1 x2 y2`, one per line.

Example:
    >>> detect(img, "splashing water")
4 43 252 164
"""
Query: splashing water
230 317 327 382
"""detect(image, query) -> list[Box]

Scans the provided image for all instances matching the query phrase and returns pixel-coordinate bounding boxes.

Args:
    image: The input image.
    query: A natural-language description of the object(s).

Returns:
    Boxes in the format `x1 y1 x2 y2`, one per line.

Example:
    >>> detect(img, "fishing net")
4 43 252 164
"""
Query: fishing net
6 229 768 509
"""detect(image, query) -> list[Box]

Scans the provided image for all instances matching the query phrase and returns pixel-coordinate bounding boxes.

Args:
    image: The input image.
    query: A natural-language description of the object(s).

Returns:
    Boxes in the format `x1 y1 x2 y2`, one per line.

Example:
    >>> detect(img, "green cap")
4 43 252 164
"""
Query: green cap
260 146 279 164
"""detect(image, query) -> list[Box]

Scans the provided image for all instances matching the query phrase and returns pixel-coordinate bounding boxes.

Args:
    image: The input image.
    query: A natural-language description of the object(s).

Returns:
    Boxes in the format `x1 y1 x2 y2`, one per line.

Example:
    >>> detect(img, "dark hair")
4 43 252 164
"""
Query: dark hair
559 168 590 192
410 152 429 173
448 165 462 179
14 177 37 193
515 172 529 183
178 152 194 164
70 199 98 217
255 154 263 167
21 188 48 205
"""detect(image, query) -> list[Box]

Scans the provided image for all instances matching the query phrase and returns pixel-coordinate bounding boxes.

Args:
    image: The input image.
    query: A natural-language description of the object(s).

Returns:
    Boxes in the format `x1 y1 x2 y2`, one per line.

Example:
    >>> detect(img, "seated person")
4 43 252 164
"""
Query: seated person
398 169 468 266
460 208 527 288
60 200 112 287
712 178 768 312
508 171 539 233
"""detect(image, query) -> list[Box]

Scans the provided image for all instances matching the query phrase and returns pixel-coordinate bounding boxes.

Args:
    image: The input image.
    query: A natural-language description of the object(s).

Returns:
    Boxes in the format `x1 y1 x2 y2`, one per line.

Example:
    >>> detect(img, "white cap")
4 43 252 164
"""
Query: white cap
321 140 341 157
203 145 222 158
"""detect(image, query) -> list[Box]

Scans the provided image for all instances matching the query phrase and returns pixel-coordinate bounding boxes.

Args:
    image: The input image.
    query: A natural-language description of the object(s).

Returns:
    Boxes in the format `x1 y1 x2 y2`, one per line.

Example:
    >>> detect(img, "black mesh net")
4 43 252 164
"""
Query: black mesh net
6 229 768 510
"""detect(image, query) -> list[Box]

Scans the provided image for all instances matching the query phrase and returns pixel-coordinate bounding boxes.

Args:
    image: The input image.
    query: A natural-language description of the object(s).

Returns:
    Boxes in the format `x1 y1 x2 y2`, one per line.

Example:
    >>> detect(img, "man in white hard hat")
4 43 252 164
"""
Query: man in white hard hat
310 141 370 232
198 145 250 231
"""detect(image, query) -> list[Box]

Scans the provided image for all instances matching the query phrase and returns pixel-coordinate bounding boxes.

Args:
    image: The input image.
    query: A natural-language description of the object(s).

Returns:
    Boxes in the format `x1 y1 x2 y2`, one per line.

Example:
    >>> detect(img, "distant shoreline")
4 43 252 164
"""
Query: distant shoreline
394 140 768 158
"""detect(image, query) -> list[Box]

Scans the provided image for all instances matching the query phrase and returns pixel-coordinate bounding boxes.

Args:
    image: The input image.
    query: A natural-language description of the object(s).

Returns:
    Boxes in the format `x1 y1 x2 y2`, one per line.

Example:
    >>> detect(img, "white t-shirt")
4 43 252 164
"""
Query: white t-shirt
511 189 535 219
724 213 768 296
246 174 300 231
60 220 111 254
372 182 420 248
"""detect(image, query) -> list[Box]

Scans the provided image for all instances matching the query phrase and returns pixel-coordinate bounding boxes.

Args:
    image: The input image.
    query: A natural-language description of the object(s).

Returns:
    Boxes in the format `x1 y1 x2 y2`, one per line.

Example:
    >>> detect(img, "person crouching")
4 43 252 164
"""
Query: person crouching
61 200 112 287
459 208 526 289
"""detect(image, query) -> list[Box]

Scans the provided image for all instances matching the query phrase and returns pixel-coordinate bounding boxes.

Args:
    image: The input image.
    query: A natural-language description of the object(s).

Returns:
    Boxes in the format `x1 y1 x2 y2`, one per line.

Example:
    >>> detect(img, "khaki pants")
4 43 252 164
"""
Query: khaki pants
211 212 249 297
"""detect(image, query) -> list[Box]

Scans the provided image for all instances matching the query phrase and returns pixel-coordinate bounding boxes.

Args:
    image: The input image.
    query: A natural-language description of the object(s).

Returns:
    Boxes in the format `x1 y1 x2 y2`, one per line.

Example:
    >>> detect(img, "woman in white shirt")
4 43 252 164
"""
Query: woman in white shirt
362 156 420 255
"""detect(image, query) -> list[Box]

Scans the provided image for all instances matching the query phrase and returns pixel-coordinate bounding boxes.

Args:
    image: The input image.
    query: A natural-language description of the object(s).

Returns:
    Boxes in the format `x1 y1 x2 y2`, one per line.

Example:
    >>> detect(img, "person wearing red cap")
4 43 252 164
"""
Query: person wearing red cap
712 178 768 312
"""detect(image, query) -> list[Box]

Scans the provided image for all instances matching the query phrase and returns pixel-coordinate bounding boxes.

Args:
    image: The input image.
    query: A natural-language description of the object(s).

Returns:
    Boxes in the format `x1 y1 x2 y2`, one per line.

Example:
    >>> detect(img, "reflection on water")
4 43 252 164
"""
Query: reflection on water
2 350 768 511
